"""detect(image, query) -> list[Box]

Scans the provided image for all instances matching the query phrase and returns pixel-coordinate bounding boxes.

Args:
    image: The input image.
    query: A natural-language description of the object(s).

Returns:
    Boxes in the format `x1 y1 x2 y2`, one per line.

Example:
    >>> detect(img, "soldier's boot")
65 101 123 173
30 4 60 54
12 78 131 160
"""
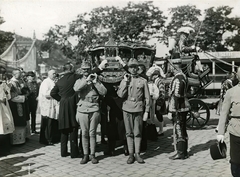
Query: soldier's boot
126 136 134 164
124 143 129 156
127 153 135 164
90 154 99 164
80 155 89 164
135 153 145 164
169 141 188 160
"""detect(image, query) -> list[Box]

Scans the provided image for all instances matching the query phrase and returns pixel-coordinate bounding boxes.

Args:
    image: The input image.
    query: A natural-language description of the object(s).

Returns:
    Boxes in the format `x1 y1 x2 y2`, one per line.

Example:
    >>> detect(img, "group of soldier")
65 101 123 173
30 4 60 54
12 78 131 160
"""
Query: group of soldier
1 24 240 176
44 54 193 164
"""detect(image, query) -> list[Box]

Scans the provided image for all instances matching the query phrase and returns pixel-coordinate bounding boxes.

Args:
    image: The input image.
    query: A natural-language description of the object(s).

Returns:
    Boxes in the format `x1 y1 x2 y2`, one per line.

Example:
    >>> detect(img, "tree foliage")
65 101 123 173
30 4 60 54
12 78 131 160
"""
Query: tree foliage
199 6 240 51
163 5 202 43
42 2 240 60
0 13 14 55
44 1 166 61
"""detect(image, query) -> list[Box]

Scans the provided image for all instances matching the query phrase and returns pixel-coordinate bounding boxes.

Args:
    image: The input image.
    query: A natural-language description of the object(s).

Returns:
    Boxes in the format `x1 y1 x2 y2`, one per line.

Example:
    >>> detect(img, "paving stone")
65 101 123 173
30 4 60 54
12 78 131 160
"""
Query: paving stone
0 106 233 177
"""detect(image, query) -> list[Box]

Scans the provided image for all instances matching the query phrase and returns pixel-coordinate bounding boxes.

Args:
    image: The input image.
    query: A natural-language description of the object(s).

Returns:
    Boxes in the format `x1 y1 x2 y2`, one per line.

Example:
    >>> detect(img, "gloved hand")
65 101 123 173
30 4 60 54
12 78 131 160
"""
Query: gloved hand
168 112 172 120
99 59 108 70
99 55 105 60
143 112 149 121
86 74 96 82
92 73 98 84
191 45 195 49
115 56 125 66
217 135 224 143
115 56 121 62
123 73 130 82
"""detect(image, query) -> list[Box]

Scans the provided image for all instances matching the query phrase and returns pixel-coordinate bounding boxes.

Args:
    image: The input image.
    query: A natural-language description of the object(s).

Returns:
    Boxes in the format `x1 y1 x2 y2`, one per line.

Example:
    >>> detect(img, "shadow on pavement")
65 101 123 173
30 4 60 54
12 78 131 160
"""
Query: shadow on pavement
0 153 46 176
188 139 216 156
142 128 175 160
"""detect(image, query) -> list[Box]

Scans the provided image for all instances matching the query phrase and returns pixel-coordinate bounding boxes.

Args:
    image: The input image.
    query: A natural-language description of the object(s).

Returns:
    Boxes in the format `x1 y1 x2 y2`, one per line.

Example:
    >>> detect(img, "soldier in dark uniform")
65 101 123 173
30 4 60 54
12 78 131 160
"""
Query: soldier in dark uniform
217 66 240 177
117 58 150 164
168 65 191 160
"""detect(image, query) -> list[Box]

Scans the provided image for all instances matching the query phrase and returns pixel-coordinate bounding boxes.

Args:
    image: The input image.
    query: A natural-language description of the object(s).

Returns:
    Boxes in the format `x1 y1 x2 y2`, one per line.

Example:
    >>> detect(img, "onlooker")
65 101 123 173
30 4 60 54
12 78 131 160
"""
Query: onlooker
217 66 240 177
217 71 237 115
168 65 190 160
0 66 14 155
19 70 31 138
26 71 40 134
8 69 28 145
117 58 150 164
146 64 166 136
39 70 60 145
50 63 80 158
74 66 107 164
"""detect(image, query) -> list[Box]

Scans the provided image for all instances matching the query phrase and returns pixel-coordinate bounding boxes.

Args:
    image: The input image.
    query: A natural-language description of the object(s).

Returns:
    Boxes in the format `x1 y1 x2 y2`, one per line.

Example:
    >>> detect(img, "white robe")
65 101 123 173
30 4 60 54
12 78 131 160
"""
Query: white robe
0 82 15 135
148 82 159 123
38 77 59 119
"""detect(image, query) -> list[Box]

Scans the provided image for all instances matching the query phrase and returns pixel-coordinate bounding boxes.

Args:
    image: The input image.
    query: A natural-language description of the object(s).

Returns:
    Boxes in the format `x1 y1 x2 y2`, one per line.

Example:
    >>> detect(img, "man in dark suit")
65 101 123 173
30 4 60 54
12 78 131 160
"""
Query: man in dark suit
50 63 80 158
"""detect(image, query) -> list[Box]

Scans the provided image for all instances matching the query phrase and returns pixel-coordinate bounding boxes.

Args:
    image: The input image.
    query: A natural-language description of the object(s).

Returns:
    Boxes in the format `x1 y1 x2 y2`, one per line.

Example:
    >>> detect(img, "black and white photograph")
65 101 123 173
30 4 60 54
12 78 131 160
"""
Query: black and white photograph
0 0 240 176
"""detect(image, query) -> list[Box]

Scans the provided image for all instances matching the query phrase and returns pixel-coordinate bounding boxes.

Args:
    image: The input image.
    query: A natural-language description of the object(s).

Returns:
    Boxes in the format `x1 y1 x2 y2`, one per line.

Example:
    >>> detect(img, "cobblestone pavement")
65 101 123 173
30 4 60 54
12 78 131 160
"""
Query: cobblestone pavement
0 99 232 177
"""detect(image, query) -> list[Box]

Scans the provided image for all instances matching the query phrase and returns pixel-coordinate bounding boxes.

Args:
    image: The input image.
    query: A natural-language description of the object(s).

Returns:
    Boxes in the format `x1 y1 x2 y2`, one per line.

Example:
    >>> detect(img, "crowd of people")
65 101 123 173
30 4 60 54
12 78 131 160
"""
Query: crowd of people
1 56 240 175
1 27 240 177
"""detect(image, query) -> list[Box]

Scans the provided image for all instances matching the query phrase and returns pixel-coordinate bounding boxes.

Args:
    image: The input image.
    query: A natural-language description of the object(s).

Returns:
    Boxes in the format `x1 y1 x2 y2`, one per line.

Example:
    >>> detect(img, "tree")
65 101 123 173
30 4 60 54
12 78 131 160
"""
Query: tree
41 25 75 58
224 17 240 51
115 1 166 42
44 1 166 60
0 12 14 55
162 5 202 45
198 6 240 51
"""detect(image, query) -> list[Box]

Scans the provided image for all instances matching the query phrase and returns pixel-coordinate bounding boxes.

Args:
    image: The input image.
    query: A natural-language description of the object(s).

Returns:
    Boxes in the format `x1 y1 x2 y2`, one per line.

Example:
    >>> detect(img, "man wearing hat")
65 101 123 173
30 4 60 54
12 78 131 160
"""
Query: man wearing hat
169 26 196 59
26 71 40 134
168 65 191 160
217 66 240 177
50 59 108 159
117 58 150 164
74 61 107 164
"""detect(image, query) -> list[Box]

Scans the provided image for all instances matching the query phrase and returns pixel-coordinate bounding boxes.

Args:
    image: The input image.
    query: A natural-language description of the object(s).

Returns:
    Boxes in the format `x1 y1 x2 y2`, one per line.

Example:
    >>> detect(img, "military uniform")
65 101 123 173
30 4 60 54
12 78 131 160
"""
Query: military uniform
218 84 240 176
168 71 191 160
74 74 107 164
117 58 150 164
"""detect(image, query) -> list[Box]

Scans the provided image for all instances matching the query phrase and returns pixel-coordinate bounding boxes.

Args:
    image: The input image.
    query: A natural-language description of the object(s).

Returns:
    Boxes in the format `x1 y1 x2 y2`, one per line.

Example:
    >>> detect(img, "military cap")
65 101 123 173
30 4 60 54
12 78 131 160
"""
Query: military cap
128 58 139 67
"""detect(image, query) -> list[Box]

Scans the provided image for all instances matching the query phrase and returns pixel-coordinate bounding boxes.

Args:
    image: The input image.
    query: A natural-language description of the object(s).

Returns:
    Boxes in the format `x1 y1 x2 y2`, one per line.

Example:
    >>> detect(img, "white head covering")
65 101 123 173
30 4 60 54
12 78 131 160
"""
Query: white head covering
177 26 195 34
146 64 166 78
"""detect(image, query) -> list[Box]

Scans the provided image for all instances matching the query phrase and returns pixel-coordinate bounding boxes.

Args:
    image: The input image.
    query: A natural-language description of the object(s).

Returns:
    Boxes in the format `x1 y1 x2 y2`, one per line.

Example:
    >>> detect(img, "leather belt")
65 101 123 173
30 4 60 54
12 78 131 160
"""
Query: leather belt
127 97 142 102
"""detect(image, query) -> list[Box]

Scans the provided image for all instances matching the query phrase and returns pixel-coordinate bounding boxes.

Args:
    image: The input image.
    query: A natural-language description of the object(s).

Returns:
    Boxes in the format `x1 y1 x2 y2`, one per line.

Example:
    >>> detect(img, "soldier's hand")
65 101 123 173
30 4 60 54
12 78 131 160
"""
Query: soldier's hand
123 74 130 82
92 73 98 84
217 135 224 143
143 112 149 121
99 59 108 70
115 56 122 61
168 112 172 120
115 56 125 66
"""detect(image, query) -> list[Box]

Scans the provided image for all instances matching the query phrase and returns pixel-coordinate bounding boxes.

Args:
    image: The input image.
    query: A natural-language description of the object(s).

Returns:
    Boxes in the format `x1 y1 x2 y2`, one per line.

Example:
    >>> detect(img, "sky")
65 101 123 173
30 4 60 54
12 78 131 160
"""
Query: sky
0 0 240 56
